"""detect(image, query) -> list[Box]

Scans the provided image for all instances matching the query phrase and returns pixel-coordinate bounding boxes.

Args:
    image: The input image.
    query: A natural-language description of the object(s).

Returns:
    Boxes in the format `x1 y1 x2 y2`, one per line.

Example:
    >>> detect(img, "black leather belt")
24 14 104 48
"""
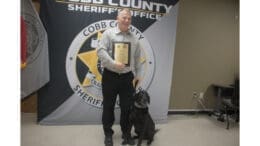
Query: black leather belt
104 68 131 76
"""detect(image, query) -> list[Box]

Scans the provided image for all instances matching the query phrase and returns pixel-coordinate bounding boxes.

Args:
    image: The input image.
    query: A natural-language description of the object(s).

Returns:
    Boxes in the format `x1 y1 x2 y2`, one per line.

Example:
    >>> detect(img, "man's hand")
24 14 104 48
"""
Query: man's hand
132 78 140 88
114 61 125 70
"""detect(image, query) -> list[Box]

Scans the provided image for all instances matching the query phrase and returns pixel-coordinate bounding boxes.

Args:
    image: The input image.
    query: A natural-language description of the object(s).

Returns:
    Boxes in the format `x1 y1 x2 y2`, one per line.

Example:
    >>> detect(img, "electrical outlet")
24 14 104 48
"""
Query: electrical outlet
193 92 198 98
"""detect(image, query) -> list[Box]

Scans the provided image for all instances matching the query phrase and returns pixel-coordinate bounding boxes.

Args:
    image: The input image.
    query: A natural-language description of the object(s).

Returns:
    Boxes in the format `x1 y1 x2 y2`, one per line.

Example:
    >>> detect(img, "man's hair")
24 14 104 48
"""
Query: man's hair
117 8 131 16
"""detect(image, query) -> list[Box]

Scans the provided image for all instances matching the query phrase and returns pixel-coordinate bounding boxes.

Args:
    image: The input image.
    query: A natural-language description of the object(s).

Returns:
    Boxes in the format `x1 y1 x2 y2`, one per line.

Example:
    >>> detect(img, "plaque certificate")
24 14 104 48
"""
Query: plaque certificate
112 42 131 66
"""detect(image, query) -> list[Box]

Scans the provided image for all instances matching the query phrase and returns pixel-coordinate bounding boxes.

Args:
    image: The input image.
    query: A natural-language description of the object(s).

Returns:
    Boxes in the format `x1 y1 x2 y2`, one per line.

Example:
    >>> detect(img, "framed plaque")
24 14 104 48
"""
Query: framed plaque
112 42 131 66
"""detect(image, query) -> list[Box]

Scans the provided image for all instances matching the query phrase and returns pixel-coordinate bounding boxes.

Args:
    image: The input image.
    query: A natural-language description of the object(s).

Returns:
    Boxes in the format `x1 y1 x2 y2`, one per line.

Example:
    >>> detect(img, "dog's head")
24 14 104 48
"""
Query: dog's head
133 89 150 108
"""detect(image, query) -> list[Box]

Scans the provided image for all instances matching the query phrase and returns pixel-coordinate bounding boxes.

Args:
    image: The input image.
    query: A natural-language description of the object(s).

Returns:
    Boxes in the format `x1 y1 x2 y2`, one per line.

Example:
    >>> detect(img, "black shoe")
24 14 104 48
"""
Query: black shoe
104 136 113 146
122 135 135 145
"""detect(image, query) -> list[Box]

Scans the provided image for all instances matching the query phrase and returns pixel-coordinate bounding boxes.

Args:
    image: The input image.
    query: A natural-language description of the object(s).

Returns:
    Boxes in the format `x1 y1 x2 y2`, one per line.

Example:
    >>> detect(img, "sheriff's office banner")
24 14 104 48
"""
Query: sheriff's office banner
21 0 50 99
38 0 179 124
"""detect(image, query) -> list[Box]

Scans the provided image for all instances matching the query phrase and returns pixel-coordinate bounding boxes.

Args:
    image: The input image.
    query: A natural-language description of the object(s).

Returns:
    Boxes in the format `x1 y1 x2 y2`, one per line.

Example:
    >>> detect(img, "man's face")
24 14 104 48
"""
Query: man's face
117 10 131 32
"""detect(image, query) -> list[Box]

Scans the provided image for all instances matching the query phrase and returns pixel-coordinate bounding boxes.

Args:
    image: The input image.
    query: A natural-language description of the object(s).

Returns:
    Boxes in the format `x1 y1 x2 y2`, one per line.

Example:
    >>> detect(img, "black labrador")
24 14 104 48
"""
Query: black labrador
130 88 158 146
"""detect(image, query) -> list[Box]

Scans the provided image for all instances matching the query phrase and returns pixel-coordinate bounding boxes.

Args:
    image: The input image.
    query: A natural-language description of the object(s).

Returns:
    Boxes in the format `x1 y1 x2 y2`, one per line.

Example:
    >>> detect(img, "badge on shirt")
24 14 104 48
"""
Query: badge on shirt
112 42 131 66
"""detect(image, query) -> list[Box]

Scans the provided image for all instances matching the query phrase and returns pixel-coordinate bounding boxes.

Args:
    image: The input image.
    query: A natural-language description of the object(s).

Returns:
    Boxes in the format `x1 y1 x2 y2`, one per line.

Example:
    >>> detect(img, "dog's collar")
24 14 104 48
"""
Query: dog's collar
134 102 148 109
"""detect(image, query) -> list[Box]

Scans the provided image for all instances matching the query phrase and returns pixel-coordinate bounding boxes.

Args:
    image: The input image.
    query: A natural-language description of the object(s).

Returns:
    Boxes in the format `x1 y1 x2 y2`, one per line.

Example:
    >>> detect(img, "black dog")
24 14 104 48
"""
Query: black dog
129 88 158 146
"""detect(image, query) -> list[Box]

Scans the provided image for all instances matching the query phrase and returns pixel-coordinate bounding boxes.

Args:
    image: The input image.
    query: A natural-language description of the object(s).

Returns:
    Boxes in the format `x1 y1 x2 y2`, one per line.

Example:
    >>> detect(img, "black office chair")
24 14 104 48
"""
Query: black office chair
217 78 239 129
222 78 239 129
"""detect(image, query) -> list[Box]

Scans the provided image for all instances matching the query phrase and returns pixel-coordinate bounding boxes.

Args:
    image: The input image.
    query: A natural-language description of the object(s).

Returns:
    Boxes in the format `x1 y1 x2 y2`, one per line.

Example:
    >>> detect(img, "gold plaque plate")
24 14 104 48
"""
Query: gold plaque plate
112 42 131 66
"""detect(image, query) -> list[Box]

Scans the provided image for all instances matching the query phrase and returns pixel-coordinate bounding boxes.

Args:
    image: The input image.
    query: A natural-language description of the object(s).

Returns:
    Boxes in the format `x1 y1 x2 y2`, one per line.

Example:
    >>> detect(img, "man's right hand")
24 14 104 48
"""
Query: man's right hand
114 61 125 70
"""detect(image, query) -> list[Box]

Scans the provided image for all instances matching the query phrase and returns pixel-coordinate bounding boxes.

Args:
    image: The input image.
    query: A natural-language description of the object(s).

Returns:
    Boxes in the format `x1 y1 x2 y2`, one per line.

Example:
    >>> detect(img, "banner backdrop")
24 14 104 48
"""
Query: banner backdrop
21 0 50 99
38 0 179 124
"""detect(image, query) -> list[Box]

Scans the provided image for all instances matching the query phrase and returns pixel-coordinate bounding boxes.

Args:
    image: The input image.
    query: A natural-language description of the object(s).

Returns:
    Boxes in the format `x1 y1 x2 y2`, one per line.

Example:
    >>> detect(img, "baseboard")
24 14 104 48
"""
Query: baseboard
168 109 213 115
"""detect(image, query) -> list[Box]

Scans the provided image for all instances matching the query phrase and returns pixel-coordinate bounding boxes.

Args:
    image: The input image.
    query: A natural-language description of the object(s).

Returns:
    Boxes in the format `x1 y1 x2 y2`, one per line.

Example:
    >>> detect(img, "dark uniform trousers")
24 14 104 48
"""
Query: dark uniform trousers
102 68 135 137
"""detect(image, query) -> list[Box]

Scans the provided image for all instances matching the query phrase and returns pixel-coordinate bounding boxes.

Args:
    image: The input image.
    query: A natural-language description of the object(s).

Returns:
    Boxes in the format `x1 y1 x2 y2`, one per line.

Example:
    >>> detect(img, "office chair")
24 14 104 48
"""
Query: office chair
222 78 239 129
213 78 239 129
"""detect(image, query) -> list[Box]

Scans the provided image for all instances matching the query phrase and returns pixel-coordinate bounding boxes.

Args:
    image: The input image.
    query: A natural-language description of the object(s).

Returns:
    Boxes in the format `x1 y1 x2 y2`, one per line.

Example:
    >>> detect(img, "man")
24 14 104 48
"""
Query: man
97 8 141 146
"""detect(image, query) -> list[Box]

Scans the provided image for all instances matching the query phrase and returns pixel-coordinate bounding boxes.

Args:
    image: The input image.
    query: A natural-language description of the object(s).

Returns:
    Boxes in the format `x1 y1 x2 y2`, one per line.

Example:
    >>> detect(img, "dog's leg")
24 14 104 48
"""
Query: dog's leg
137 128 145 146
146 126 154 145
137 115 149 146
146 115 158 145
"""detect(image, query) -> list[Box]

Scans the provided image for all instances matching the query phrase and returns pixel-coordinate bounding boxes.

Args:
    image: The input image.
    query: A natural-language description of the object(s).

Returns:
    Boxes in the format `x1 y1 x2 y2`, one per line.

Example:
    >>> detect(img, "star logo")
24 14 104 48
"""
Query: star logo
77 31 103 87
